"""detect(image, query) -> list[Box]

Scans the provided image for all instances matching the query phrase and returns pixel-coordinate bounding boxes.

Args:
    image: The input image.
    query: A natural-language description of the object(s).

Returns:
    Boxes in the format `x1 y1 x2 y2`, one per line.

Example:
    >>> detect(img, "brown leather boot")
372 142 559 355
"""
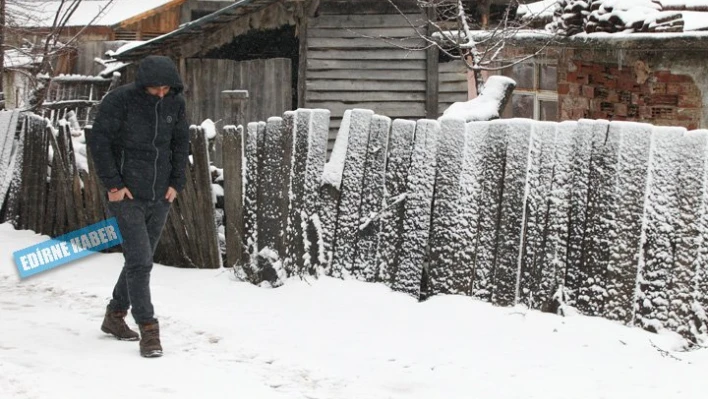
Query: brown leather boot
139 321 163 358
101 307 139 341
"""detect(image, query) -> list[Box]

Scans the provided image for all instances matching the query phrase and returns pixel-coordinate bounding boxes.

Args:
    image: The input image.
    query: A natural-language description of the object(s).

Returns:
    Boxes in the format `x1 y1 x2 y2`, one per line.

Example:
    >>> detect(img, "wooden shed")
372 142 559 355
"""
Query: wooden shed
112 0 472 149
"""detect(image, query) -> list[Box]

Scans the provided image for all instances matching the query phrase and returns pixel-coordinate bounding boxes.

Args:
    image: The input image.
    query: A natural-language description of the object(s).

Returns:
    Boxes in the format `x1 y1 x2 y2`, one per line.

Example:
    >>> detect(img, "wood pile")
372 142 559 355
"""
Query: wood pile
545 0 708 34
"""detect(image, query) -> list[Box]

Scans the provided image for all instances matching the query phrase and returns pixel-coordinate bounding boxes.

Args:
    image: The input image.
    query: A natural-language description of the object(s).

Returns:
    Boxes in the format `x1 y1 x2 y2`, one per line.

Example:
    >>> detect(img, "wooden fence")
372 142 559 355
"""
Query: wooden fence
225 109 708 344
0 111 221 270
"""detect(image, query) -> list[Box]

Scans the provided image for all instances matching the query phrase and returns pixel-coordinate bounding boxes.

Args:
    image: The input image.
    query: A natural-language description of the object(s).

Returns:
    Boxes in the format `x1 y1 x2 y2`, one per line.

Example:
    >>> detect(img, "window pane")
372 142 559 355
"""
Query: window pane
540 100 558 121
512 94 534 119
506 63 534 90
539 64 557 91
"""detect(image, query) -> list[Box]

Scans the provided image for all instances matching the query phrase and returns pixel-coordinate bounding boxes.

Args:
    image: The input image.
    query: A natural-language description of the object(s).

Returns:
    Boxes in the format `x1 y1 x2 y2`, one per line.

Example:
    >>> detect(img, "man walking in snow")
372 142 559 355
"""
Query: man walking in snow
87 55 190 358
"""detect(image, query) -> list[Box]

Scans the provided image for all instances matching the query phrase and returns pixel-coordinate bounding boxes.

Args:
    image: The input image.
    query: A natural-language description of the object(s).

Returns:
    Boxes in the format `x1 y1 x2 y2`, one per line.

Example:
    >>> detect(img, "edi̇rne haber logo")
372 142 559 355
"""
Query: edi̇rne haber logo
13 218 123 279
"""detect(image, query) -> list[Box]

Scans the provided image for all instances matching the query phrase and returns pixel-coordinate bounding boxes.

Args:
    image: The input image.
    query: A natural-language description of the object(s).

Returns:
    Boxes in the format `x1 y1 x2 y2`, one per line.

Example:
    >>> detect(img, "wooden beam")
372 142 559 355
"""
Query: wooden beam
425 6 439 119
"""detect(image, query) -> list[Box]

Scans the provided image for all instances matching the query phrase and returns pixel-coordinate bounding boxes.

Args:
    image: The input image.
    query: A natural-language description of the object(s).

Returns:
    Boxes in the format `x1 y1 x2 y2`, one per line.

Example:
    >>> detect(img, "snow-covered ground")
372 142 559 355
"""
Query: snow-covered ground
1 222 707 399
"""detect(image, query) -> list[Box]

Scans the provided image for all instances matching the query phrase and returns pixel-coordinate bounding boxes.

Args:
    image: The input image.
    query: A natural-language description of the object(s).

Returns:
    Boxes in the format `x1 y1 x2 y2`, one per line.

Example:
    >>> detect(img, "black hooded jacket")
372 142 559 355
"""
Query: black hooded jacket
88 55 190 201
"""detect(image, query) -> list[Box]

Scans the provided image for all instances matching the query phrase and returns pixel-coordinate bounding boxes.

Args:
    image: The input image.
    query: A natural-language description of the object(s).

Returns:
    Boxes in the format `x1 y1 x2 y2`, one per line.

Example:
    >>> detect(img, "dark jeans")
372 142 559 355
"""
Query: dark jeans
106 198 171 325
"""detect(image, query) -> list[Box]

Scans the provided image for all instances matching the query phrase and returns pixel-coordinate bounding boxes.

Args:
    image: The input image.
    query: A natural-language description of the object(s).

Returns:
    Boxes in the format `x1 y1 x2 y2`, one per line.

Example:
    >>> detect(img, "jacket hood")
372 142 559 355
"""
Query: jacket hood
135 55 184 93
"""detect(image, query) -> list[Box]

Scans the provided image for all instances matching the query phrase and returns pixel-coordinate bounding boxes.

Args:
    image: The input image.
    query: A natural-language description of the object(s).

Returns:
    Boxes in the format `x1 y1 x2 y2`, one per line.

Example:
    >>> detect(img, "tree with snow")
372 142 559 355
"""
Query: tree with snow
385 0 557 118
2 0 115 110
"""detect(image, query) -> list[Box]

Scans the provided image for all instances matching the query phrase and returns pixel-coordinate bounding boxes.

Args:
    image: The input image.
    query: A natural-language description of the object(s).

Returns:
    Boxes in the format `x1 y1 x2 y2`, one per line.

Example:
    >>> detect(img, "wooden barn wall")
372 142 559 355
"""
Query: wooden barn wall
184 58 292 129
74 41 133 76
119 6 182 36
305 13 428 150
438 60 471 113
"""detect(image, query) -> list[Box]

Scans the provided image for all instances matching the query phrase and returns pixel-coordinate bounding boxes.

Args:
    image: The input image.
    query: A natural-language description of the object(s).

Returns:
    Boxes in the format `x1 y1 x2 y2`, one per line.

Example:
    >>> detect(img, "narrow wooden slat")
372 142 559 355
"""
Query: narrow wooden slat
517 122 558 309
490 120 533 307
308 91 426 102
284 111 311 276
576 120 617 316
222 125 245 270
307 59 425 70
308 37 425 49
331 109 374 279
603 122 652 323
302 109 331 273
428 117 466 296
243 121 265 273
310 14 426 29
353 115 391 282
308 49 427 61
305 101 425 118
308 69 426 81
636 126 685 332
307 80 425 91
374 119 416 286
190 126 222 269
309 27 423 38
392 119 439 298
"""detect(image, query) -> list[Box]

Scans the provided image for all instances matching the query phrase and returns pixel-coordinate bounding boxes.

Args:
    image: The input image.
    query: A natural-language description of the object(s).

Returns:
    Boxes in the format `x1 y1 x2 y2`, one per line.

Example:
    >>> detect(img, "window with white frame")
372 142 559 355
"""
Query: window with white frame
502 60 558 121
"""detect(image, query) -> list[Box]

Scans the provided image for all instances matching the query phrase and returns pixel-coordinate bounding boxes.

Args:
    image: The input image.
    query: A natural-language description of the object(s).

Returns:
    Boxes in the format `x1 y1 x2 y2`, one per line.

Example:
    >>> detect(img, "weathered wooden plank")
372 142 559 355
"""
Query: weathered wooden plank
0 111 20 212
195 126 222 269
307 80 425 92
516 122 557 309
576 119 616 316
308 91 426 102
604 122 652 323
374 119 416 286
307 59 425 70
440 72 469 83
331 109 374 279
309 37 425 50
223 125 245 270
353 114 391 282
308 49 427 60
428 117 465 295
310 14 426 29
305 101 425 117
302 109 331 274
470 121 507 302
392 119 439 298
319 110 352 273
285 110 311 277
564 119 595 306
669 129 708 339
425 6 438 119
439 81 471 93
244 121 265 271
2 117 26 226
491 119 533 307
308 69 426 81
309 27 424 38
636 126 684 332
256 116 289 284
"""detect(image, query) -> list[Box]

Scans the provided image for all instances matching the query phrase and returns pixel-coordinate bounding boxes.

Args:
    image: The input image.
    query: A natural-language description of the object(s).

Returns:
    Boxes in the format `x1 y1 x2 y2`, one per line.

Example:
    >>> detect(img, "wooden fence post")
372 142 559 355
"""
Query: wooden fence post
222 125 245 270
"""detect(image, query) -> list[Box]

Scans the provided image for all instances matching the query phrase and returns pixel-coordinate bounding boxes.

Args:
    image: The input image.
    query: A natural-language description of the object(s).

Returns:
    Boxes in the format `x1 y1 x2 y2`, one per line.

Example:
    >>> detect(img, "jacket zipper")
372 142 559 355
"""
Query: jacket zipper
120 150 125 174
152 99 162 200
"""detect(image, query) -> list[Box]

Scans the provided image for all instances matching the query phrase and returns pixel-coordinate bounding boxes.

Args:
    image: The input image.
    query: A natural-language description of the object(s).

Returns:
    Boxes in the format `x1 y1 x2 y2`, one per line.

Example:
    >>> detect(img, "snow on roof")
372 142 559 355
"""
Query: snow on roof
517 0 561 22
519 0 708 35
8 0 176 28
3 49 40 68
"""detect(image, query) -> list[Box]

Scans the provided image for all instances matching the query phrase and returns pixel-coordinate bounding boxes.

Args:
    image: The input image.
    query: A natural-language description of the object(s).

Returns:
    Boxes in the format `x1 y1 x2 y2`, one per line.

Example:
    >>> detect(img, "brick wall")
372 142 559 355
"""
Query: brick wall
558 52 702 130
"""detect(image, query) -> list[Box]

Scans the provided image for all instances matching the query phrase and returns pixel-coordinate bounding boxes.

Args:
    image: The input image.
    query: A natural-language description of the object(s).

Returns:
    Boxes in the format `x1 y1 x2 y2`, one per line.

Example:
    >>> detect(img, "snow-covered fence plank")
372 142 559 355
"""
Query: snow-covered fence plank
564 119 595 306
575 119 616 316
517 121 558 309
392 119 439 298
428 117 466 296
0 110 21 212
318 110 352 275
222 125 245 270
353 115 391 282
375 119 416 286
604 122 653 323
471 121 507 302
285 110 312 277
331 109 374 280
492 119 533 307
2 118 26 226
669 130 708 340
456 121 489 296
636 126 684 333
244 121 265 273
256 116 291 283
27 121 51 234
302 109 330 274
